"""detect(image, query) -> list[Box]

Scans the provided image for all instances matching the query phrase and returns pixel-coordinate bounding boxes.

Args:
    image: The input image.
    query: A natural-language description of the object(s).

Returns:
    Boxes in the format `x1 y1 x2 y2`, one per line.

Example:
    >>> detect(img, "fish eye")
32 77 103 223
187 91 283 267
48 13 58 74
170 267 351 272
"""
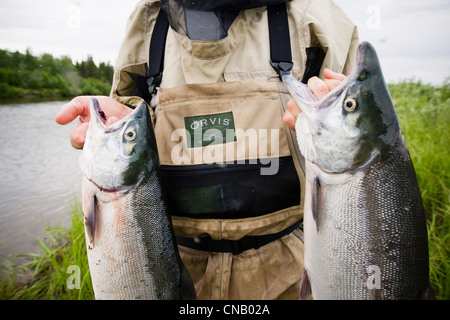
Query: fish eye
124 128 136 141
344 98 358 112
358 70 368 82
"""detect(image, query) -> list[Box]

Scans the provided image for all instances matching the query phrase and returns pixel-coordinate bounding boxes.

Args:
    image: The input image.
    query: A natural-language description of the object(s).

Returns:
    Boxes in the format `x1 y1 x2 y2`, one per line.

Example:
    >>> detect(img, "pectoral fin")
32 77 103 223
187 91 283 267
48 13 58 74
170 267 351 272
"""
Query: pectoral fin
299 268 312 300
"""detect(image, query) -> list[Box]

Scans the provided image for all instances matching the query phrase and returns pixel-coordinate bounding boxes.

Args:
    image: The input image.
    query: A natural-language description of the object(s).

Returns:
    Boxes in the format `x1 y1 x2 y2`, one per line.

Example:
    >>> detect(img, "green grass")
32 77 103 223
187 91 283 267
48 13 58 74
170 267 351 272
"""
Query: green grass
0 81 449 300
0 201 94 300
389 80 450 300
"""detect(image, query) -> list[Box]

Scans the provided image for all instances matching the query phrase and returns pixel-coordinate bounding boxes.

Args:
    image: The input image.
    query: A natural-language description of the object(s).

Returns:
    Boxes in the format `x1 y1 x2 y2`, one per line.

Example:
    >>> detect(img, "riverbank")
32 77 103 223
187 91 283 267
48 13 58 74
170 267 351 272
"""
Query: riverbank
0 81 110 105
0 91 72 105
0 49 113 104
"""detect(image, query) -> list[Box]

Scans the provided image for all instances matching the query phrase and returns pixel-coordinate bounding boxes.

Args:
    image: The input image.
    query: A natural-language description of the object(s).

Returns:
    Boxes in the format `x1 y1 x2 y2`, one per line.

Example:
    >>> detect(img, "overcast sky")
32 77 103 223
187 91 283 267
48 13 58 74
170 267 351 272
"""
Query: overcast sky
0 0 449 85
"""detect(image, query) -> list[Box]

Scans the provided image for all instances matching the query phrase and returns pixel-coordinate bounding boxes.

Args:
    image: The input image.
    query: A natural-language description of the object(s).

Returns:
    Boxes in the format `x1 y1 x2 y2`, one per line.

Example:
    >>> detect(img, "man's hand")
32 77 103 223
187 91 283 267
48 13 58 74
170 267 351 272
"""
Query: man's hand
283 69 346 130
55 96 132 149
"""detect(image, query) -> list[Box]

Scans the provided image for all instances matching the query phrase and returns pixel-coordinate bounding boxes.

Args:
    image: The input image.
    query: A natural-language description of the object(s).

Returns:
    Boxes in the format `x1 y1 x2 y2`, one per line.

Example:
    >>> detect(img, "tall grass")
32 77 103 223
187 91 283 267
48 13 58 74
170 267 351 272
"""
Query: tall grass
389 80 450 300
0 81 448 300
0 201 94 300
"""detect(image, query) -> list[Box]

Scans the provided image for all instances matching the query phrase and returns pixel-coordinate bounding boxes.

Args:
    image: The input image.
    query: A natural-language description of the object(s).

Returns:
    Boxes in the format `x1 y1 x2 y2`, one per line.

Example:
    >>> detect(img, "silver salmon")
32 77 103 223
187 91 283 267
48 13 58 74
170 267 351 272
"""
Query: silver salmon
80 98 196 300
283 42 433 300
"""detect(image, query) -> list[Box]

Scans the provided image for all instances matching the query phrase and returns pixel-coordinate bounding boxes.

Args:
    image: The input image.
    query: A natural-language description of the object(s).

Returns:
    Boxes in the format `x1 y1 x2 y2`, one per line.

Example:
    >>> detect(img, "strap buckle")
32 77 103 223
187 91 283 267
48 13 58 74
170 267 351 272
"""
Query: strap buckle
271 61 293 78
147 72 162 95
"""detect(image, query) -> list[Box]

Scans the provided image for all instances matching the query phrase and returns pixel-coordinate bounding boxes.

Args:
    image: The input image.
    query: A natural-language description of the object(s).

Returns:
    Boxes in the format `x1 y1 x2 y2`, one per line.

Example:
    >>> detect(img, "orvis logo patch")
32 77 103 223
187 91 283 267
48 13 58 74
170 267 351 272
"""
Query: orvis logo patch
184 111 236 148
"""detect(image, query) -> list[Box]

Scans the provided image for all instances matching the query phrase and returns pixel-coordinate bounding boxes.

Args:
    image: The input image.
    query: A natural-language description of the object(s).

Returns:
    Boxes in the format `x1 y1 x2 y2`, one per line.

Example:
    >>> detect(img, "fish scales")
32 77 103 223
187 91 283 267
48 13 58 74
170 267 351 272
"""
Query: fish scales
85 173 179 299
308 137 429 299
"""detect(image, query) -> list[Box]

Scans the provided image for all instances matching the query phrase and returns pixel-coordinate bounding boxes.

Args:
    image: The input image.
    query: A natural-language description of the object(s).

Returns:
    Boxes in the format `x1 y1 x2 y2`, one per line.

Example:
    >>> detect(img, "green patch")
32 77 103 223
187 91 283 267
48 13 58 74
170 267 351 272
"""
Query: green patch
184 111 236 148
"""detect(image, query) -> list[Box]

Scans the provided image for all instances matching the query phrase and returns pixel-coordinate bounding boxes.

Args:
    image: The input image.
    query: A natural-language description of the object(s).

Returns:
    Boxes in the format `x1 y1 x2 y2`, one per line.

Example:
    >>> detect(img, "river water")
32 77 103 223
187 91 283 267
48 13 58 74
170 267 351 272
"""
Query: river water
0 101 82 264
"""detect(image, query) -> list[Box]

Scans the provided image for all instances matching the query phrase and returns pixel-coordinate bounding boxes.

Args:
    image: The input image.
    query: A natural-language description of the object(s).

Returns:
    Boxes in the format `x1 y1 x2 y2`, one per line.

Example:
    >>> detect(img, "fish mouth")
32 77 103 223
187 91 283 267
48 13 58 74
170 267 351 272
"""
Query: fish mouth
282 42 376 117
82 99 154 194
90 98 147 133
91 98 107 125
319 42 376 105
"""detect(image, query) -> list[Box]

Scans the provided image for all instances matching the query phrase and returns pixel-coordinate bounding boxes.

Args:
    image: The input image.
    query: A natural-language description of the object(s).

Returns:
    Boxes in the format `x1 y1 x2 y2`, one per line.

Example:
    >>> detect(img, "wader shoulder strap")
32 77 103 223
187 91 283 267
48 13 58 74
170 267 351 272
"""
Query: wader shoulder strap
268 3 326 84
147 8 169 95
145 4 295 88
127 8 169 104
268 3 293 79
131 4 325 103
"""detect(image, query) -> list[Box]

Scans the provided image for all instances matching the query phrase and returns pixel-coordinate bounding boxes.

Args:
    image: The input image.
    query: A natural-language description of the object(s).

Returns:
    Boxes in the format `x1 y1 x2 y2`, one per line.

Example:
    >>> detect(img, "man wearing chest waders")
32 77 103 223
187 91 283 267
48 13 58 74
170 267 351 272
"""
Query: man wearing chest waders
56 0 358 299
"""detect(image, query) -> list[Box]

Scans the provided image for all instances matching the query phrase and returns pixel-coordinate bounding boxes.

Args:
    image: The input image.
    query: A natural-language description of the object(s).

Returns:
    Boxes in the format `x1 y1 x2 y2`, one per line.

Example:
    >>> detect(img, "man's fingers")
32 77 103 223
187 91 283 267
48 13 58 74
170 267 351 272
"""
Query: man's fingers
282 99 302 131
55 96 91 125
55 95 131 150
283 109 297 131
287 99 301 118
323 68 346 81
323 79 341 92
307 70 346 100
307 76 329 100
284 70 347 130
70 122 89 150
105 116 119 126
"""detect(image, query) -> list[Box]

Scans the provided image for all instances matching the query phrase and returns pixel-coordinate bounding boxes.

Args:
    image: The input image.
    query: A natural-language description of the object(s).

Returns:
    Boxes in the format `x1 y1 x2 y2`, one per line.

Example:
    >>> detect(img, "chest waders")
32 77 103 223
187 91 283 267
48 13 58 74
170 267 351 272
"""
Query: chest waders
124 3 325 254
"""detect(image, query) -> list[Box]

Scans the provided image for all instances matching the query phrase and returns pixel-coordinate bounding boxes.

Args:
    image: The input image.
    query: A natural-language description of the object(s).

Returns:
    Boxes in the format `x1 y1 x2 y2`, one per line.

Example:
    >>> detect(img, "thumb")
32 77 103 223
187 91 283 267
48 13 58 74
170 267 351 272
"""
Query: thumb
70 122 89 150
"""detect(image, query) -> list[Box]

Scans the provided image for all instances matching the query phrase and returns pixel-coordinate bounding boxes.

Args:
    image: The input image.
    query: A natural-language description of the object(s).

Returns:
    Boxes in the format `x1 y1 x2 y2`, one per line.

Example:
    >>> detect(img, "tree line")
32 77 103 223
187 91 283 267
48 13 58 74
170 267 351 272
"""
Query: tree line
0 48 114 102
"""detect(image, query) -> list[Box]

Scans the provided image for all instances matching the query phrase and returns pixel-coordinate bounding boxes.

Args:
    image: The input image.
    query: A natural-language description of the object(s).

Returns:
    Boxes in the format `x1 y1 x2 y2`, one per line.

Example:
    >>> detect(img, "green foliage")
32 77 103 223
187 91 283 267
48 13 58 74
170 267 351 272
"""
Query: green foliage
81 77 112 96
0 48 114 101
0 201 94 300
389 80 450 300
